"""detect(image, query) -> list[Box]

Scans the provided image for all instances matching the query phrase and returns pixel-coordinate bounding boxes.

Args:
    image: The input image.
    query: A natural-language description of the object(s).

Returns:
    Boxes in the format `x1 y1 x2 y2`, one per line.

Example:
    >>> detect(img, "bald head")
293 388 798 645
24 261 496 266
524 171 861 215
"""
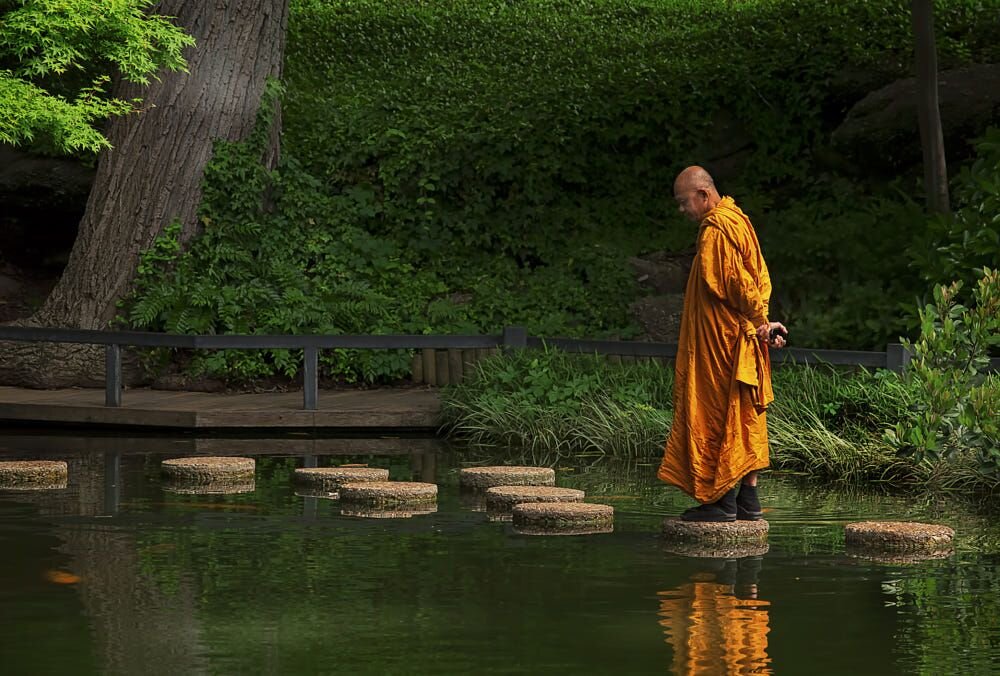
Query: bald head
673 166 721 223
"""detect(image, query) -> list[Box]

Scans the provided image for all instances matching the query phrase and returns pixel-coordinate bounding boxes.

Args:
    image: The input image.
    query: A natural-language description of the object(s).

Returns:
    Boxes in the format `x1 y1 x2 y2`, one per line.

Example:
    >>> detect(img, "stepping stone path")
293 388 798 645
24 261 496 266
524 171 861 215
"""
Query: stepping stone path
293 467 389 497
459 466 555 491
339 481 437 507
161 457 255 484
0 460 68 490
512 502 614 535
661 518 769 547
486 486 585 521
844 521 954 558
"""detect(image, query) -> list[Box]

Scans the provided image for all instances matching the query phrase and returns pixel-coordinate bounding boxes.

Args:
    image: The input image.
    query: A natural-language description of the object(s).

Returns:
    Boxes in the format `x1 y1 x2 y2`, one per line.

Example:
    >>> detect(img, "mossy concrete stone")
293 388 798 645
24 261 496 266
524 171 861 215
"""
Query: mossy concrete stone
512 502 613 534
338 481 437 506
161 457 255 484
844 521 954 553
0 460 68 490
486 486 585 521
459 466 555 491
661 518 769 546
293 467 389 490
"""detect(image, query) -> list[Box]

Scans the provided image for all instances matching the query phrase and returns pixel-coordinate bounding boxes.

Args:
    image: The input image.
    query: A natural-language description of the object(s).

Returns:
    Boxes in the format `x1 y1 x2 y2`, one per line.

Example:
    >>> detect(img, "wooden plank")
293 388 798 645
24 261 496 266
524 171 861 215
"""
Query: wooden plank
448 349 463 384
411 352 423 383
435 349 450 387
0 386 442 431
422 348 437 386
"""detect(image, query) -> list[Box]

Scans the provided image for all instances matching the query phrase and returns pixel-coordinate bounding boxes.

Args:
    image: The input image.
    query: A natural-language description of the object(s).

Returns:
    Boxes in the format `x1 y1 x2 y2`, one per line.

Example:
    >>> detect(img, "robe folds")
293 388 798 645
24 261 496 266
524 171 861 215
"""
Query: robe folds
657 196 774 504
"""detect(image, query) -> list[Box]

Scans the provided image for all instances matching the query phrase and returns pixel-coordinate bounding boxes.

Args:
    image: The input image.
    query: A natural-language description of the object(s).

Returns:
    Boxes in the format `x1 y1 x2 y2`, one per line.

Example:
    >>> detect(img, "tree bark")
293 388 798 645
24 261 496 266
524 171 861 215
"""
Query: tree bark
911 0 950 215
0 0 289 387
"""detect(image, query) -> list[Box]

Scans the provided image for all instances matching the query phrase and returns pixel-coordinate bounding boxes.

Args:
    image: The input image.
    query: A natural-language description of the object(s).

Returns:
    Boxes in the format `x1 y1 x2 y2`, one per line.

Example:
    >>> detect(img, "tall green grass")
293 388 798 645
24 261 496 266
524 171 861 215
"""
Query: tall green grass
441 349 1000 494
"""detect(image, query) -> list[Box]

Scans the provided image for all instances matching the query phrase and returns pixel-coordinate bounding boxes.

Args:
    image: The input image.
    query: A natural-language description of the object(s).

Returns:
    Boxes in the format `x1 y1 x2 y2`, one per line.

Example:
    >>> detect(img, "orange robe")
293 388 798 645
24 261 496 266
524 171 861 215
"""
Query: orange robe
657 196 774 503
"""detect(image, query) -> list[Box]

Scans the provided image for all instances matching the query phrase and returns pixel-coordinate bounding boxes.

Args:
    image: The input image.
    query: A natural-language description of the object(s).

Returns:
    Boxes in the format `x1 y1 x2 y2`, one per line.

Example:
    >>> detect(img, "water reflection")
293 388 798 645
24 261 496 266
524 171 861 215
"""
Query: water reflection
658 556 771 675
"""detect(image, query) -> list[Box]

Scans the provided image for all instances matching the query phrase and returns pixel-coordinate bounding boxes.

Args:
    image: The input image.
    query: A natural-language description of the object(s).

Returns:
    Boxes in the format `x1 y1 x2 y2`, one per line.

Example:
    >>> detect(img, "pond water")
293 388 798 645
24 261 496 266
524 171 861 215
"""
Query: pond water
2 431 999 675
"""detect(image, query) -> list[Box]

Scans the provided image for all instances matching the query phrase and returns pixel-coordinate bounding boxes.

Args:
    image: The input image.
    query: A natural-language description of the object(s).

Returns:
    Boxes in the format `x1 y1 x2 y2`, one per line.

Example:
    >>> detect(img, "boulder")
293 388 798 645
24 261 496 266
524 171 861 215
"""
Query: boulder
832 63 1000 172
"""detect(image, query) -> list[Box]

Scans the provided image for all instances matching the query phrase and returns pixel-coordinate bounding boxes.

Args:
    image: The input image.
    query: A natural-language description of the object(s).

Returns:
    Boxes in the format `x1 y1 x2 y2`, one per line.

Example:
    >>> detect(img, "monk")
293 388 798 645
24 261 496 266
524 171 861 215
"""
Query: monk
657 167 787 522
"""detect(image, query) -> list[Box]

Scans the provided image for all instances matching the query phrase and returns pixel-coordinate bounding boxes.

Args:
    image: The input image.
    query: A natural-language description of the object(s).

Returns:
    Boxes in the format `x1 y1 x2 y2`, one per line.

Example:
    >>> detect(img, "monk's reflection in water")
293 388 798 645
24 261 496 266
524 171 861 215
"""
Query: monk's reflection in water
657 556 771 675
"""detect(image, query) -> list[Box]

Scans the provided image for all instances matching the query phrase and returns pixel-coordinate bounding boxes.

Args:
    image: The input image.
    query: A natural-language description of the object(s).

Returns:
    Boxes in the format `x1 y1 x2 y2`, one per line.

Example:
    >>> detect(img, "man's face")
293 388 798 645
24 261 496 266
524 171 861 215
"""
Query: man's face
674 187 709 223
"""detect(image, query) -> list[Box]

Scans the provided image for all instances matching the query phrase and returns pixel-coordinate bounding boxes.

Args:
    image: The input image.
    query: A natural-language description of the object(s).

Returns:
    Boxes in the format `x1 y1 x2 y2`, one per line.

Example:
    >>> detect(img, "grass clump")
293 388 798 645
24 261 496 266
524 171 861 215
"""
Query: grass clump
442 348 1000 495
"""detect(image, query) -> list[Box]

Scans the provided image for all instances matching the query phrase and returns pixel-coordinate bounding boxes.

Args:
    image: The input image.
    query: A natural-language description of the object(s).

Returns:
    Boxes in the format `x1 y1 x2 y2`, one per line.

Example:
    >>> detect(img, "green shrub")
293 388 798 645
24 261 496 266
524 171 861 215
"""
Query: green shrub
126 0 1000 381
886 269 1000 470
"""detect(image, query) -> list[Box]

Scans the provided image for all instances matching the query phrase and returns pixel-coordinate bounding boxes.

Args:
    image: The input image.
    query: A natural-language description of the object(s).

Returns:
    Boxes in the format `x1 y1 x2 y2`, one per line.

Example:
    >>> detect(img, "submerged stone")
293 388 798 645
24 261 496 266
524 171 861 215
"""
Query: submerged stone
459 466 555 491
661 518 769 546
0 460 68 490
163 481 256 495
340 504 438 519
663 541 770 559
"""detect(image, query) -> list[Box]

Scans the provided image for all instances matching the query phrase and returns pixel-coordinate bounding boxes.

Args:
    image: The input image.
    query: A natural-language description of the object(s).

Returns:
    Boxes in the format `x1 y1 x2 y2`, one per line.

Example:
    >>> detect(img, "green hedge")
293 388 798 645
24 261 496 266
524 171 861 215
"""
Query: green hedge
126 0 1000 382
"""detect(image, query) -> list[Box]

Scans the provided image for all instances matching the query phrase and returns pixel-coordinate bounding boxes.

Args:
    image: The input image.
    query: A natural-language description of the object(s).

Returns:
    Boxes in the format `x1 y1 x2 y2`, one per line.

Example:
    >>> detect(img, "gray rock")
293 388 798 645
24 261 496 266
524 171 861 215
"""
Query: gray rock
832 63 1000 171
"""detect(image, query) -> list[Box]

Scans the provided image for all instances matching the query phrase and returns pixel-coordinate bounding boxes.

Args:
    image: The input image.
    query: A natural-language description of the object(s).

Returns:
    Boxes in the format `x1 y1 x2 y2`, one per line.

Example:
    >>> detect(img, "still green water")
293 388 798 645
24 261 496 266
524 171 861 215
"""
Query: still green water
2 433 999 675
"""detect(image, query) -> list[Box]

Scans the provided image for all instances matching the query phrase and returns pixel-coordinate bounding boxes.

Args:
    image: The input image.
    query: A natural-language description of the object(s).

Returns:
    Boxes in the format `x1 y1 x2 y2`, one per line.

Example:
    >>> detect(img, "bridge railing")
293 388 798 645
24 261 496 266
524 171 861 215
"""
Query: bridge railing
2 325 994 410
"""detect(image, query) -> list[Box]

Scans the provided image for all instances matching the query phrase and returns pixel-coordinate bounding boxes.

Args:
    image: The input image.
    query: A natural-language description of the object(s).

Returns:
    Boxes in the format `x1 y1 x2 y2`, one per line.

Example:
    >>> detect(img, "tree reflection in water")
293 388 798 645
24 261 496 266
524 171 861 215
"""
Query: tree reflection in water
658 556 771 675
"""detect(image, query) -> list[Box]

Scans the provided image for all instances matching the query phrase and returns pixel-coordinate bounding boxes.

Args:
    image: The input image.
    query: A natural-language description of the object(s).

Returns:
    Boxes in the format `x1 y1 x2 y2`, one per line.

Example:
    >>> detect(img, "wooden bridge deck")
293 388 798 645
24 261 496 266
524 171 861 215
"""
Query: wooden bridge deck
0 386 442 430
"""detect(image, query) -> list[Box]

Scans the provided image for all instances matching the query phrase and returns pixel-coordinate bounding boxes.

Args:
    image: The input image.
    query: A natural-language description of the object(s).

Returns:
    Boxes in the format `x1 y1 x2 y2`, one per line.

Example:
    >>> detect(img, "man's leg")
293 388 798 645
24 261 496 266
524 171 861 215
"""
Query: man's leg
737 471 763 520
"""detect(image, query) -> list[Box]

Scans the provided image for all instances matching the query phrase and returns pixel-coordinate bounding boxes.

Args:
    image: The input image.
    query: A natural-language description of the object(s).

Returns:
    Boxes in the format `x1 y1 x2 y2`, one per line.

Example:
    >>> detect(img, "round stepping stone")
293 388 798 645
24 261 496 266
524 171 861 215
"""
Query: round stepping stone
162 457 255 484
511 502 613 535
293 467 389 494
340 504 438 519
844 521 954 553
486 486 585 521
0 460 68 490
661 518 769 546
663 541 770 559
163 481 256 495
338 481 437 506
459 466 555 491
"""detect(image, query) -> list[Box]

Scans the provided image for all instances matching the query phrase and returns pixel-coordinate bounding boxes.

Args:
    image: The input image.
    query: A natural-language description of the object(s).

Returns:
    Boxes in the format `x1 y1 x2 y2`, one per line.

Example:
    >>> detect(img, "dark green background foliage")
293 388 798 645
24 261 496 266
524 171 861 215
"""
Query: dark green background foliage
128 0 1000 382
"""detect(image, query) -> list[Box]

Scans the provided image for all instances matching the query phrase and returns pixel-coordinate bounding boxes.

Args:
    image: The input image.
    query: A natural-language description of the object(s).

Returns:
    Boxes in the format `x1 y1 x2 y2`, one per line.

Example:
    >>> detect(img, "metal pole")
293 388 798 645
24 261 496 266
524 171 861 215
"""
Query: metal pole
103 450 121 516
303 346 318 410
502 326 528 353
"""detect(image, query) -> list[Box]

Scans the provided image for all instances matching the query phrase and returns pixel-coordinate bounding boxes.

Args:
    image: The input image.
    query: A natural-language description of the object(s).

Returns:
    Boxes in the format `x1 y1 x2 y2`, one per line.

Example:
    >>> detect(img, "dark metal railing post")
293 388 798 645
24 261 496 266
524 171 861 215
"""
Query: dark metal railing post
103 450 121 515
105 344 122 407
886 343 912 374
502 326 528 353
303 346 318 410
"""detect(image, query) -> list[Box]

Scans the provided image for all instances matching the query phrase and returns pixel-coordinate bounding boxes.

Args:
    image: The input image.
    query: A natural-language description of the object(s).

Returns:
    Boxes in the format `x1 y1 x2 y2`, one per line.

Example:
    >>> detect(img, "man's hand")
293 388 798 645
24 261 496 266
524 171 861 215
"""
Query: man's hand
756 322 788 349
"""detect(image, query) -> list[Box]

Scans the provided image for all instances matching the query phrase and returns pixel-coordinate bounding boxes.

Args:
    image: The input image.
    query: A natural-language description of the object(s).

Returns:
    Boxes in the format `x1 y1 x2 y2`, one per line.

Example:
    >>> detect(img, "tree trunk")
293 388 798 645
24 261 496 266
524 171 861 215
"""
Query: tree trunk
0 0 289 387
911 0 950 214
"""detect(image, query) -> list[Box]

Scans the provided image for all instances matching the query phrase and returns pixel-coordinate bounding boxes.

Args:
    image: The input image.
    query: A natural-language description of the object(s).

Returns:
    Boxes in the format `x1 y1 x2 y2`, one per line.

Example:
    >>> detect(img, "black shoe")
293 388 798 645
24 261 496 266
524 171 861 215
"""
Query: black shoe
680 487 737 522
737 483 763 521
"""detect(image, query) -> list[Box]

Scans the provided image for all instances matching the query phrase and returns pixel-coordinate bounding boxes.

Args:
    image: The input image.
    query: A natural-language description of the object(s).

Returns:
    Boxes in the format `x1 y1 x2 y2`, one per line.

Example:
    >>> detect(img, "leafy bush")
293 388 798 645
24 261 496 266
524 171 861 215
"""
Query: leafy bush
126 0 1000 381
886 269 1000 470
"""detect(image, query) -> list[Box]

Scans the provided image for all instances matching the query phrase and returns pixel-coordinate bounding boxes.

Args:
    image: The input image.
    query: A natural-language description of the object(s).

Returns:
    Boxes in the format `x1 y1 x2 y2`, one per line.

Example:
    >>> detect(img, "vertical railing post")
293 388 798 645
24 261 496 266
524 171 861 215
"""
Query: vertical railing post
105 343 122 407
502 326 528 353
303 346 318 410
103 450 121 516
886 343 913 374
